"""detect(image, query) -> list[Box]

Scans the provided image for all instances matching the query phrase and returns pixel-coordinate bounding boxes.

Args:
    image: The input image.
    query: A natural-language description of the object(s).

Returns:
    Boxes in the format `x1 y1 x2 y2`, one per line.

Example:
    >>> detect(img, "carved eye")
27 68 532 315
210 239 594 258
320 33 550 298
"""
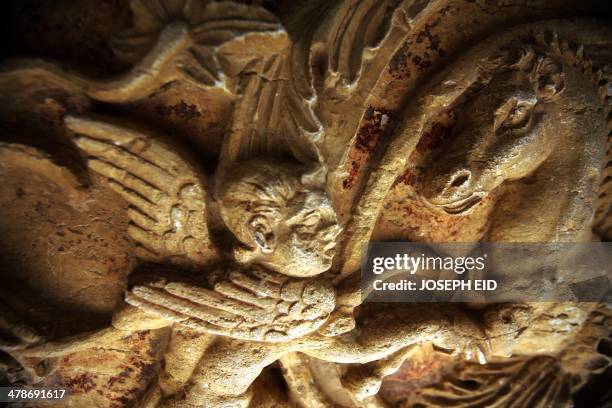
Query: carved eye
301 212 321 227
494 97 536 132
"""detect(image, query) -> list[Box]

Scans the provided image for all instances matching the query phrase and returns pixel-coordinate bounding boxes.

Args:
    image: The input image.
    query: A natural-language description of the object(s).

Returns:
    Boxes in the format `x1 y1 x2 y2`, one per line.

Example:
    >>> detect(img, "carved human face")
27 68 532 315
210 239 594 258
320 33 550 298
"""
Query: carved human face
421 68 561 214
261 190 342 277
219 160 342 277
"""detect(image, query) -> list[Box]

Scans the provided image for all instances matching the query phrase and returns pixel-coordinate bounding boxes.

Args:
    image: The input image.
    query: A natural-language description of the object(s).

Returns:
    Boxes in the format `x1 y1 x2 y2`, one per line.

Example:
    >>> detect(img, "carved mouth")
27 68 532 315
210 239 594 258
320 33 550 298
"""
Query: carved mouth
439 192 484 214
323 242 336 258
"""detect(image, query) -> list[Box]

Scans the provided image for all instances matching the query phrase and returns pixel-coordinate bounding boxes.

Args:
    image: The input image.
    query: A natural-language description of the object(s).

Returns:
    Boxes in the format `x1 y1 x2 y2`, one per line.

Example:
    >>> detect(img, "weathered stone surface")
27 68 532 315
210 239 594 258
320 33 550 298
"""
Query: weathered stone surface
0 1 610 407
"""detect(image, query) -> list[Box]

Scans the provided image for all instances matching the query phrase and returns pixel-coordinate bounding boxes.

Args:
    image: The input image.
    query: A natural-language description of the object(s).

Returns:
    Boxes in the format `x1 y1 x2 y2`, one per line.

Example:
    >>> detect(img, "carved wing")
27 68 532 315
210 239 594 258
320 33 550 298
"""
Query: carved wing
220 51 322 167
124 267 335 342
66 114 218 267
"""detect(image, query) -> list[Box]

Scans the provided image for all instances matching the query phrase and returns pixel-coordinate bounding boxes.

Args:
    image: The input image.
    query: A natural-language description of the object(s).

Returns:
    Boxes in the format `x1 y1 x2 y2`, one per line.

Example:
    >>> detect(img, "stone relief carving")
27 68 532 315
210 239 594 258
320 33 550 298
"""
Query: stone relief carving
0 0 610 407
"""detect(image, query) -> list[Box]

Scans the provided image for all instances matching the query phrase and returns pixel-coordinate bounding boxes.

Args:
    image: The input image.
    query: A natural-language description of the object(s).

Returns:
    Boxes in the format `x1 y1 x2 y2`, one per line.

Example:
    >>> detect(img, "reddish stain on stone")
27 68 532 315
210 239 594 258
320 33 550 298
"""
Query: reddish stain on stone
416 122 451 153
393 170 417 187
389 41 412 80
155 100 201 120
60 373 96 394
343 107 393 190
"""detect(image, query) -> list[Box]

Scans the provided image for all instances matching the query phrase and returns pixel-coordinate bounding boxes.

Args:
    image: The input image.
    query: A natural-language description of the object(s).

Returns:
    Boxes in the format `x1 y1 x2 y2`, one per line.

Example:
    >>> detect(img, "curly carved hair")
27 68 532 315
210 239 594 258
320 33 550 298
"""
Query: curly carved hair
496 44 566 101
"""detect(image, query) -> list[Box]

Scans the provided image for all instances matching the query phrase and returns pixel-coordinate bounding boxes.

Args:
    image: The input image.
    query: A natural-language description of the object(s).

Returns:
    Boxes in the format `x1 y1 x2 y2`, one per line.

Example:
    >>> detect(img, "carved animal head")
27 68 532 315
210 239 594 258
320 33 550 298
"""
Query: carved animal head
217 160 341 277
421 47 566 214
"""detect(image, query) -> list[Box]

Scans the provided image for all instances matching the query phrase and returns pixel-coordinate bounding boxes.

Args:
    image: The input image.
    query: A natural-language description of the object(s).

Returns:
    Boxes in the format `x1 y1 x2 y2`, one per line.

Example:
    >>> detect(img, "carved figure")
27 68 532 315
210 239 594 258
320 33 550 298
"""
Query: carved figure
0 0 610 407
7 112 488 407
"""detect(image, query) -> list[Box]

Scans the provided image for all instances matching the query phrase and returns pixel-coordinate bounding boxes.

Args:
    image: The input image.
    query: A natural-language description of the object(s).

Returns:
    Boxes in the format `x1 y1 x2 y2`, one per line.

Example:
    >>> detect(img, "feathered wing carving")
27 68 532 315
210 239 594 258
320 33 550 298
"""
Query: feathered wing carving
111 0 325 170
0 1 285 107
65 114 218 268
112 0 282 69
221 52 323 167
124 267 335 342
325 0 424 85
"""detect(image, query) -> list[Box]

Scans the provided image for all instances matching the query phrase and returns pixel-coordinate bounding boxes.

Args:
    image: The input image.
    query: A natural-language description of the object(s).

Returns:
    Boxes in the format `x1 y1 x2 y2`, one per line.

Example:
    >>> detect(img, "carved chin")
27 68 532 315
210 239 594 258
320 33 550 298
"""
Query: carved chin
316 253 334 271
323 242 337 258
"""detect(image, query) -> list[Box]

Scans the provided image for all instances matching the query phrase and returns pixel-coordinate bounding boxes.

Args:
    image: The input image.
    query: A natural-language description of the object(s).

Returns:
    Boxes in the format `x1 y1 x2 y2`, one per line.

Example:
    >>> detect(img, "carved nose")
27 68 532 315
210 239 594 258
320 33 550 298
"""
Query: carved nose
447 170 471 190
323 224 342 240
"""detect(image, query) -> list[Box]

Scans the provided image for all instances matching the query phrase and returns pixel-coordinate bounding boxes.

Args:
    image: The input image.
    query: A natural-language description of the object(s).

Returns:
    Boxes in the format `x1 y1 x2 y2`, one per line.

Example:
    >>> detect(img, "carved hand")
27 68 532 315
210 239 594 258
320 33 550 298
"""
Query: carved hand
66 113 218 268
125 267 336 342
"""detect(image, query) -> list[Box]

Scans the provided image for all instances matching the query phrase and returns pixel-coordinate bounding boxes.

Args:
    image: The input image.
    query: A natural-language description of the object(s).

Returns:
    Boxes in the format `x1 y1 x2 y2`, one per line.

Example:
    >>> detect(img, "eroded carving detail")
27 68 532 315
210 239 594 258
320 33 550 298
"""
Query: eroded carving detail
0 1 611 407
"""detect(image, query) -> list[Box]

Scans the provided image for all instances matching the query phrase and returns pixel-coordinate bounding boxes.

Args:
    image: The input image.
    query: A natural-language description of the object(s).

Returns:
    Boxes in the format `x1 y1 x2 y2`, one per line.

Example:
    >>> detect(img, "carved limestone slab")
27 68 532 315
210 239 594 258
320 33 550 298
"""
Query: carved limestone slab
0 0 610 407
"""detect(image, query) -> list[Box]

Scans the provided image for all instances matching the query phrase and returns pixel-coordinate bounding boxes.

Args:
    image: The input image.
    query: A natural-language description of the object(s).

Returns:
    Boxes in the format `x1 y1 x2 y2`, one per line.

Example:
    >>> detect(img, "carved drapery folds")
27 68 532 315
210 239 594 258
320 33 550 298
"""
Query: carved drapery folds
0 0 610 407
